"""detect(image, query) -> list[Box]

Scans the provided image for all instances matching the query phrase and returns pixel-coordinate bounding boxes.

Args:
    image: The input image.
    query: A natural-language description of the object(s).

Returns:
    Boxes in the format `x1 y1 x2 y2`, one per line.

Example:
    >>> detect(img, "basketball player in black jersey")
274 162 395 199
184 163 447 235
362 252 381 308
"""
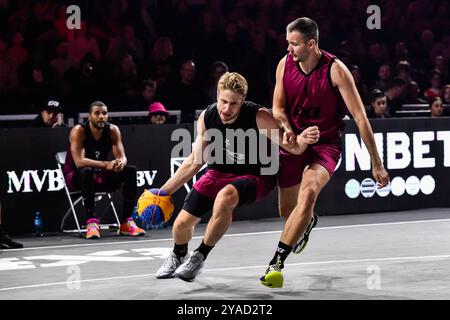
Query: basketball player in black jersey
155 72 320 282
63 101 145 239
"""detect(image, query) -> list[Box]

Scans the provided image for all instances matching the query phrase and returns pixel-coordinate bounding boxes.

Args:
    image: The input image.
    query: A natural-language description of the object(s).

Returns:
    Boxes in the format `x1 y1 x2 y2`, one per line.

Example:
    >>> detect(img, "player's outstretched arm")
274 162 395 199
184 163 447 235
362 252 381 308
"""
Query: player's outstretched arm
331 59 389 187
160 112 207 195
256 108 319 155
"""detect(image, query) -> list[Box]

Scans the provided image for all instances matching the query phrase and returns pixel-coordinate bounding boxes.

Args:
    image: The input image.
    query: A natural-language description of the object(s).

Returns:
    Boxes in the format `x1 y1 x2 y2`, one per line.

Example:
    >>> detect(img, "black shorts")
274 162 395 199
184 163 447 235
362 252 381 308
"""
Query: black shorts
182 178 259 218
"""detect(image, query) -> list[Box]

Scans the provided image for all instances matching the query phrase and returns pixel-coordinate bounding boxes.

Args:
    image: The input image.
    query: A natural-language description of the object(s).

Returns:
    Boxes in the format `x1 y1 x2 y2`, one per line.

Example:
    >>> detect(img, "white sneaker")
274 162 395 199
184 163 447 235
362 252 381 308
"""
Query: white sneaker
174 251 205 282
156 251 187 279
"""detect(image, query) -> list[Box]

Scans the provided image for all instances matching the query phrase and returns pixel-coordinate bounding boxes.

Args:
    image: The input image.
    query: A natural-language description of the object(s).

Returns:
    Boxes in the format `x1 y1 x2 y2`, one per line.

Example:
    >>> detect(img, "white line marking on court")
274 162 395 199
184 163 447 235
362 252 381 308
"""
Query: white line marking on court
1 253 450 292
2 217 450 252
0 273 156 292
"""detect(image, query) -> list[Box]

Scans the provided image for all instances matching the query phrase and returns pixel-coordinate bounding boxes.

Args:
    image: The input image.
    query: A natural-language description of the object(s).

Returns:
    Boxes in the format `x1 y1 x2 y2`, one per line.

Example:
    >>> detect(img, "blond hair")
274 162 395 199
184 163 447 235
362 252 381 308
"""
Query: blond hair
218 72 248 96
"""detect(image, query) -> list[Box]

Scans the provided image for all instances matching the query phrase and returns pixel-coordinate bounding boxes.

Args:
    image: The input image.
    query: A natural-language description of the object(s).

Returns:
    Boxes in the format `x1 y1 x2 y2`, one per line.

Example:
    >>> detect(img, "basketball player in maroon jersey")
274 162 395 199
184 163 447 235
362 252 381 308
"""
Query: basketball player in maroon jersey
260 17 389 288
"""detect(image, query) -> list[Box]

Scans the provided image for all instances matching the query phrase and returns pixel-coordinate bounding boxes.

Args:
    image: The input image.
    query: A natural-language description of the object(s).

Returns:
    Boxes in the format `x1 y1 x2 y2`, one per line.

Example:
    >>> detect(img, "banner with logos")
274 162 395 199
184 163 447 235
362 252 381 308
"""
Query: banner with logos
1 118 449 234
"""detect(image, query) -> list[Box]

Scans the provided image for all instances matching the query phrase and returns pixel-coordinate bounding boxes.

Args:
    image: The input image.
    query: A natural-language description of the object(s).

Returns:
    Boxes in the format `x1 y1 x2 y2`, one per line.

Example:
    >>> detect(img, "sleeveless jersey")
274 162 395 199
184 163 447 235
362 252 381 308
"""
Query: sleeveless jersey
283 51 347 143
203 101 272 176
63 122 112 174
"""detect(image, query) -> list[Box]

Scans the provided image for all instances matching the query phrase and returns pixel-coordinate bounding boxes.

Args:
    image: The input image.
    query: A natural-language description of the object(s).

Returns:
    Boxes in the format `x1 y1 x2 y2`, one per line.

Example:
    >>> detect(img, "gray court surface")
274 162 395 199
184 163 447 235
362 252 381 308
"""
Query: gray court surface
1 208 450 300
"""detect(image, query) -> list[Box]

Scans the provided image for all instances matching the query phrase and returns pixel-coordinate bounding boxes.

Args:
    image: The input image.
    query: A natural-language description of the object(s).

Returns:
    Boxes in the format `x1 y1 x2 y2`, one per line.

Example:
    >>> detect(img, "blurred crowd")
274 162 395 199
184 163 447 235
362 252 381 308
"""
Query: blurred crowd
0 0 449 123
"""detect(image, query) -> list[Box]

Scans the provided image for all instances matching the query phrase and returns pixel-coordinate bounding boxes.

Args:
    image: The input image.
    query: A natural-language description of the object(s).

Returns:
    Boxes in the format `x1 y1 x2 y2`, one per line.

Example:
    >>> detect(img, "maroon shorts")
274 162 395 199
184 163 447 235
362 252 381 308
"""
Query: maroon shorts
183 169 276 217
278 143 342 188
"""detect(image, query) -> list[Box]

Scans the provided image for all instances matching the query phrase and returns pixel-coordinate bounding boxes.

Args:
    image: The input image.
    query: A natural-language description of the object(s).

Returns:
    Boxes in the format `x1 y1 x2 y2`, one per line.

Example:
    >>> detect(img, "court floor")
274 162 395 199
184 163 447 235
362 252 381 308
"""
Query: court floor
1 208 450 300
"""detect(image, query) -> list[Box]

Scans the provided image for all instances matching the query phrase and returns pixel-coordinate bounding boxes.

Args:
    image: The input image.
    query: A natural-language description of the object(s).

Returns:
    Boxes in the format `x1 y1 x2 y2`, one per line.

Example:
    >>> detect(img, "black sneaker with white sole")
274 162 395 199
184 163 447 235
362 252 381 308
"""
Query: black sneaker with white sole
292 212 318 254
0 230 23 249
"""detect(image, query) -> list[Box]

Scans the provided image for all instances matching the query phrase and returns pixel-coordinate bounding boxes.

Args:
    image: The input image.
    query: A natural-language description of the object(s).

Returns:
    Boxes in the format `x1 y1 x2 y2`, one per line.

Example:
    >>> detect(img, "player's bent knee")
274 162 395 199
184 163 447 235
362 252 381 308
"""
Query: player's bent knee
300 184 320 200
215 185 239 210
173 211 198 231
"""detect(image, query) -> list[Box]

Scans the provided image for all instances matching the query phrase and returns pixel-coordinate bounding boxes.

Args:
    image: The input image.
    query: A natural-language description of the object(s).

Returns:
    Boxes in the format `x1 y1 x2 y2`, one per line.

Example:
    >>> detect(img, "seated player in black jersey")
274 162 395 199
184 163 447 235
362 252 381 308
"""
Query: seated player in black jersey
155 72 320 282
63 101 145 239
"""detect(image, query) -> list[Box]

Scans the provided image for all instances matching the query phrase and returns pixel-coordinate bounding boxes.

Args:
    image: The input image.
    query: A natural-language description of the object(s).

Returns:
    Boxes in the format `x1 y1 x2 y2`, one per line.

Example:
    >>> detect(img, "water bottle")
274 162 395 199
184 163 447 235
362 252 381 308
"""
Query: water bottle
34 211 43 237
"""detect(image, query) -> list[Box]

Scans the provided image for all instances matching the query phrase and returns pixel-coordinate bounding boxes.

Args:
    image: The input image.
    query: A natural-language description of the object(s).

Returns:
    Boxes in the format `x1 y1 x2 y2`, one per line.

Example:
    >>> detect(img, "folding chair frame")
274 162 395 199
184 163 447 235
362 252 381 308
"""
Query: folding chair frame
56 152 121 237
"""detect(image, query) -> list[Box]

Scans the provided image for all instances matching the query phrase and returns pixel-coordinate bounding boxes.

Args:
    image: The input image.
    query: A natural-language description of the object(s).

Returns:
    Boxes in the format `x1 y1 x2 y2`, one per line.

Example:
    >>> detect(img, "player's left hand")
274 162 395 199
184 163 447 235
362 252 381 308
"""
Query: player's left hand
299 126 320 145
372 164 389 188
113 159 125 172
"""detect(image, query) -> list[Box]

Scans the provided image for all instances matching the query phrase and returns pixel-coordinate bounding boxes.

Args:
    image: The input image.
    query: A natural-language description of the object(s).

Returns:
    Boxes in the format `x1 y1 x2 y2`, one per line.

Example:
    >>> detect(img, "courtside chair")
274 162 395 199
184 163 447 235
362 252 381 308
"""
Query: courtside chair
55 151 121 237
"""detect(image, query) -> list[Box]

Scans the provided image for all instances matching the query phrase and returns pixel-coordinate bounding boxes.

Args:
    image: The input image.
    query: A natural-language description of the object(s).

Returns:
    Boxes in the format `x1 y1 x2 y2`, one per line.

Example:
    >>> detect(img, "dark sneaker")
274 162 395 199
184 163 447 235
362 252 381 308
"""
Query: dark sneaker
293 212 318 254
0 231 24 249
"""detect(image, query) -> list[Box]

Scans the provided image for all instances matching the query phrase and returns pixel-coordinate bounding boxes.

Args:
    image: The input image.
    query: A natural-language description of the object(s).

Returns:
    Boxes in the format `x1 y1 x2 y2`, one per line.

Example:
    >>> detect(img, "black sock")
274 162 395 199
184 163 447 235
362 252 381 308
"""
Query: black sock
269 241 292 268
122 200 135 222
195 240 214 260
173 243 188 258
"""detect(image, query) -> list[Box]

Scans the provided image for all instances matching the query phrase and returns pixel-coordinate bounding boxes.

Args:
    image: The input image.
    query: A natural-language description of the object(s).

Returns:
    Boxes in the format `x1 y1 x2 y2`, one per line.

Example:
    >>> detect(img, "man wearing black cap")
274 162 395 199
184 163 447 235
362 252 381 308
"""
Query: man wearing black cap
32 99 65 128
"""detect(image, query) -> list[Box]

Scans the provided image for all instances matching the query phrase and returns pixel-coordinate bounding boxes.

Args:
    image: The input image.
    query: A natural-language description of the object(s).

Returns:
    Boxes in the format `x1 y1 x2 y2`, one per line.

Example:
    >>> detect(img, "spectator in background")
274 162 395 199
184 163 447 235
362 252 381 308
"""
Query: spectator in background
160 60 208 123
366 41 390 83
372 64 392 93
7 32 28 67
145 36 176 87
406 81 428 104
148 102 169 125
32 99 65 128
396 60 412 84
434 56 448 84
441 84 450 105
106 24 144 68
424 69 443 99
66 54 101 115
367 89 391 119
50 41 76 96
67 21 102 66
351 65 369 104
0 37 19 94
111 53 139 107
218 19 249 71
394 41 409 63
385 77 407 116
429 97 444 118
205 61 229 104
136 79 158 109
53 5 70 40
243 30 273 106
19 62 54 113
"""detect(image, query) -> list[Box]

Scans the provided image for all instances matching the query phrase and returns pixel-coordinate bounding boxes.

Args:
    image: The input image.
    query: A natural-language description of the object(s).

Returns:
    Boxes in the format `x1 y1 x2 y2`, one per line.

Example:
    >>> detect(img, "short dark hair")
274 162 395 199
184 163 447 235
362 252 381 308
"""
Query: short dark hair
89 101 107 113
370 89 386 103
396 60 411 73
211 61 229 73
429 96 442 107
286 17 319 43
